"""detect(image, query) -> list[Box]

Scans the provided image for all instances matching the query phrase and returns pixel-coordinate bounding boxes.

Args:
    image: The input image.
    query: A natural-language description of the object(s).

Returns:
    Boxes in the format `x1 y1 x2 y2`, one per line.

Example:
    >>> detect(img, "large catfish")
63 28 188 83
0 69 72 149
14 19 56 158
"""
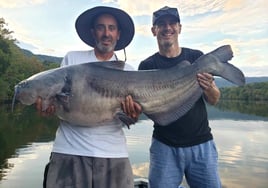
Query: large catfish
13 45 245 126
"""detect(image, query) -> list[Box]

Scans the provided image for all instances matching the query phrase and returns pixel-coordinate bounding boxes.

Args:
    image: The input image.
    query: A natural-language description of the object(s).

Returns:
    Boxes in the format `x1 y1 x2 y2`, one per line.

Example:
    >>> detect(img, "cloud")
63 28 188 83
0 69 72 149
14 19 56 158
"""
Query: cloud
16 40 38 51
135 24 152 37
115 0 226 16
0 0 46 8
132 162 149 178
223 0 243 11
2 0 267 76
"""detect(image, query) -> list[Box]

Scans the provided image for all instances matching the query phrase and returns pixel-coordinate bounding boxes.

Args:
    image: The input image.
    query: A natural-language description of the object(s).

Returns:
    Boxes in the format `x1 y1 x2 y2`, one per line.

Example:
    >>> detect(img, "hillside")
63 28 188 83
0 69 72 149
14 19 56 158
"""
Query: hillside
214 77 268 88
20 48 62 64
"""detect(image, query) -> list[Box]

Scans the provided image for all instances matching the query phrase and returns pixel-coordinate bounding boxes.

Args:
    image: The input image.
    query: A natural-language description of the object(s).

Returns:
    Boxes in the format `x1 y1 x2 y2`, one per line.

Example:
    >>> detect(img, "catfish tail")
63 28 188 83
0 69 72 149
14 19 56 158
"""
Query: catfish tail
209 45 233 63
196 45 245 86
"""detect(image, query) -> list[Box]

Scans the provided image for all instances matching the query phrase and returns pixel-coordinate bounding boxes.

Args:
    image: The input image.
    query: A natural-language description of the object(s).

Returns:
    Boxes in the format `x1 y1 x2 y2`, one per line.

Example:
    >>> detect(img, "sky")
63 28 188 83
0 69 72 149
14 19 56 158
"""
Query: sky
0 0 267 76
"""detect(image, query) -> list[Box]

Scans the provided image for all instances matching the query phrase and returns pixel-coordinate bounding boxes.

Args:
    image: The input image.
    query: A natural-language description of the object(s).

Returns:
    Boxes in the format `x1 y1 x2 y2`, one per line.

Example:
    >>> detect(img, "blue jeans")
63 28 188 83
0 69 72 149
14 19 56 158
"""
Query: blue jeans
148 139 221 188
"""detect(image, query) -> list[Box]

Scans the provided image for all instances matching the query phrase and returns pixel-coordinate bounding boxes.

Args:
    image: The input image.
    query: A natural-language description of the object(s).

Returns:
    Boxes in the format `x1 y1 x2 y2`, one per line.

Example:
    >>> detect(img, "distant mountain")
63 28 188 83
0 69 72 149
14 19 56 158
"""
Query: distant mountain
215 77 268 88
21 48 62 64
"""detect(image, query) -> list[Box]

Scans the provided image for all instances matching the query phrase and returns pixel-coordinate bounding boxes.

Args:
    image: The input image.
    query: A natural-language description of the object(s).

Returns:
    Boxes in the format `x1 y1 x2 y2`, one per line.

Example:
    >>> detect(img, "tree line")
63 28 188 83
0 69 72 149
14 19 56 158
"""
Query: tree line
220 82 268 101
0 18 59 101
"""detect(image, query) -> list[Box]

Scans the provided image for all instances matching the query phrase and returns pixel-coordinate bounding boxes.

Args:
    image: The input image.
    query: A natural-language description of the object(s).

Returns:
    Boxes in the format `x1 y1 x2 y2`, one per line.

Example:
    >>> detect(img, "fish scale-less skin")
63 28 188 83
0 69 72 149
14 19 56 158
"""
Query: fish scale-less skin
13 45 245 127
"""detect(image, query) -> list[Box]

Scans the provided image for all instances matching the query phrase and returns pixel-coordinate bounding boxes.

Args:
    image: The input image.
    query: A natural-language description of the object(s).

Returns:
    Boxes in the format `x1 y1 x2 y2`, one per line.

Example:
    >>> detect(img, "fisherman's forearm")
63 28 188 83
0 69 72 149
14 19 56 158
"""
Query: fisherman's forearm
203 81 221 105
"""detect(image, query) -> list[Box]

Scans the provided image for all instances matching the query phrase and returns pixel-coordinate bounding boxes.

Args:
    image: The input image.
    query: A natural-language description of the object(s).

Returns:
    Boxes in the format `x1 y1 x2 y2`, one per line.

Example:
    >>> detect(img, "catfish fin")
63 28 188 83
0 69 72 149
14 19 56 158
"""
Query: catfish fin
178 60 191 68
217 62 246 86
196 52 245 86
145 86 203 126
91 61 125 70
116 112 137 129
56 93 70 112
209 45 233 63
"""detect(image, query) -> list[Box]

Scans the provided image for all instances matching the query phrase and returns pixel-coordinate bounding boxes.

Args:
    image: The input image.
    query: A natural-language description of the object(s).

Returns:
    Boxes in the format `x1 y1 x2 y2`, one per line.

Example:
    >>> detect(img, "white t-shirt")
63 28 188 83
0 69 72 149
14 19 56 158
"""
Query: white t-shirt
52 50 131 158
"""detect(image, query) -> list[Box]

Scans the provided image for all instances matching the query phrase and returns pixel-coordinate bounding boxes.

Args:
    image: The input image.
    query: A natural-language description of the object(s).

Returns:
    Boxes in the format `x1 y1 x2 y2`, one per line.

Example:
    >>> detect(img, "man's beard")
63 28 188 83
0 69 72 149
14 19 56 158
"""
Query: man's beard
159 40 173 48
95 37 117 53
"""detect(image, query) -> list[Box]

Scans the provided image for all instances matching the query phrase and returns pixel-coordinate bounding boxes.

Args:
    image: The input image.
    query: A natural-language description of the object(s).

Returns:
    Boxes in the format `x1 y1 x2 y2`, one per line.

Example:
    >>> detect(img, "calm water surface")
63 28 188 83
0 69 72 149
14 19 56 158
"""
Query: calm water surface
0 104 268 188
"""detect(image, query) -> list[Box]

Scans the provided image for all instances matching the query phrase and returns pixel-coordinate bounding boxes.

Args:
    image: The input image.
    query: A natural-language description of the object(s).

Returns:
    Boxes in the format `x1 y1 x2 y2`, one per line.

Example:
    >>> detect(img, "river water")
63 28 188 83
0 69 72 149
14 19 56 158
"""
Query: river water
0 102 267 188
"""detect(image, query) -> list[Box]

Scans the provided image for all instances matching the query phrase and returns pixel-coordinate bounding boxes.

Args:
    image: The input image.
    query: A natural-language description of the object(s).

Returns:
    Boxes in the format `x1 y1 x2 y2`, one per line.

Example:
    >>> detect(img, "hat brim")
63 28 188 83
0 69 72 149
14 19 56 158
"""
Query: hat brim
75 6 135 51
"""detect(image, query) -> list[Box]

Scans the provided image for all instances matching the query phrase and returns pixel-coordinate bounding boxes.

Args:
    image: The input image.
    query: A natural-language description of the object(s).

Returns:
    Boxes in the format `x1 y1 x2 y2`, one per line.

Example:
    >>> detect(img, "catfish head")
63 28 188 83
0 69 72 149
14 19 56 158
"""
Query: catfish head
12 68 66 112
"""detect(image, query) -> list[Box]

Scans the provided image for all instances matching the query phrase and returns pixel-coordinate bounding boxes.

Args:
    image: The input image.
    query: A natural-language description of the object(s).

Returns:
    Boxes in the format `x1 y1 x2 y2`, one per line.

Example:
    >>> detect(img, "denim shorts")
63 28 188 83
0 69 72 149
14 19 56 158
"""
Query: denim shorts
148 138 221 188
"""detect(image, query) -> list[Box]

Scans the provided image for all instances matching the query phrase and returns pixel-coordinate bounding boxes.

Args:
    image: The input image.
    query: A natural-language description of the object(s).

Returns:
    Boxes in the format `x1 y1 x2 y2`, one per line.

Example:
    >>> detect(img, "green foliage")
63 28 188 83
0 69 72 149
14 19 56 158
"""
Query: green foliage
0 18 60 101
220 82 268 101
215 100 268 117
0 19 12 75
0 18 15 41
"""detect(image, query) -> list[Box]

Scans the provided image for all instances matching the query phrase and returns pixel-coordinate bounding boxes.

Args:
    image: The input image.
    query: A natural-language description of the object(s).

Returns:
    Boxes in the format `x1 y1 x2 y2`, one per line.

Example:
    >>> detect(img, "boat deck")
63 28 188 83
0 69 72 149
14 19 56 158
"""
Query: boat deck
134 178 148 188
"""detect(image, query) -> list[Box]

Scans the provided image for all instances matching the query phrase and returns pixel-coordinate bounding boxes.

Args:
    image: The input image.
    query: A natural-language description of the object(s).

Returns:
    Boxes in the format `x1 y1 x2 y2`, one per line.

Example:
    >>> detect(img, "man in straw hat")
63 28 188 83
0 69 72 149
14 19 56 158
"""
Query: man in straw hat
37 6 141 188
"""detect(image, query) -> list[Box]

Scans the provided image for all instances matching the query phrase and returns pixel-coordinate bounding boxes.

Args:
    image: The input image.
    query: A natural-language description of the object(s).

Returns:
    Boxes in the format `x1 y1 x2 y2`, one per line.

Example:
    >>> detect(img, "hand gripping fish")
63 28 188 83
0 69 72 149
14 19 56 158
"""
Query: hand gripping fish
13 45 245 127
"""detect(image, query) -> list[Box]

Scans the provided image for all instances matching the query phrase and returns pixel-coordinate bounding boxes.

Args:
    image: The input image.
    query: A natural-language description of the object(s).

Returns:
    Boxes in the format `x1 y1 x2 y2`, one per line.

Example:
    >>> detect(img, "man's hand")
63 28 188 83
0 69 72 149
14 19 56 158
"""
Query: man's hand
197 73 220 105
121 95 142 122
197 73 215 90
36 97 55 116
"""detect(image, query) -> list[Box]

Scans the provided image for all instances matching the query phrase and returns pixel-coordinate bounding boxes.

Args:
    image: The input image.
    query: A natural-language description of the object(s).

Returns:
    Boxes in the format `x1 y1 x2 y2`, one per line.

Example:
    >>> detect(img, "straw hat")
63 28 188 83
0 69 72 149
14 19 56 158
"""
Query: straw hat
75 6 135 51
